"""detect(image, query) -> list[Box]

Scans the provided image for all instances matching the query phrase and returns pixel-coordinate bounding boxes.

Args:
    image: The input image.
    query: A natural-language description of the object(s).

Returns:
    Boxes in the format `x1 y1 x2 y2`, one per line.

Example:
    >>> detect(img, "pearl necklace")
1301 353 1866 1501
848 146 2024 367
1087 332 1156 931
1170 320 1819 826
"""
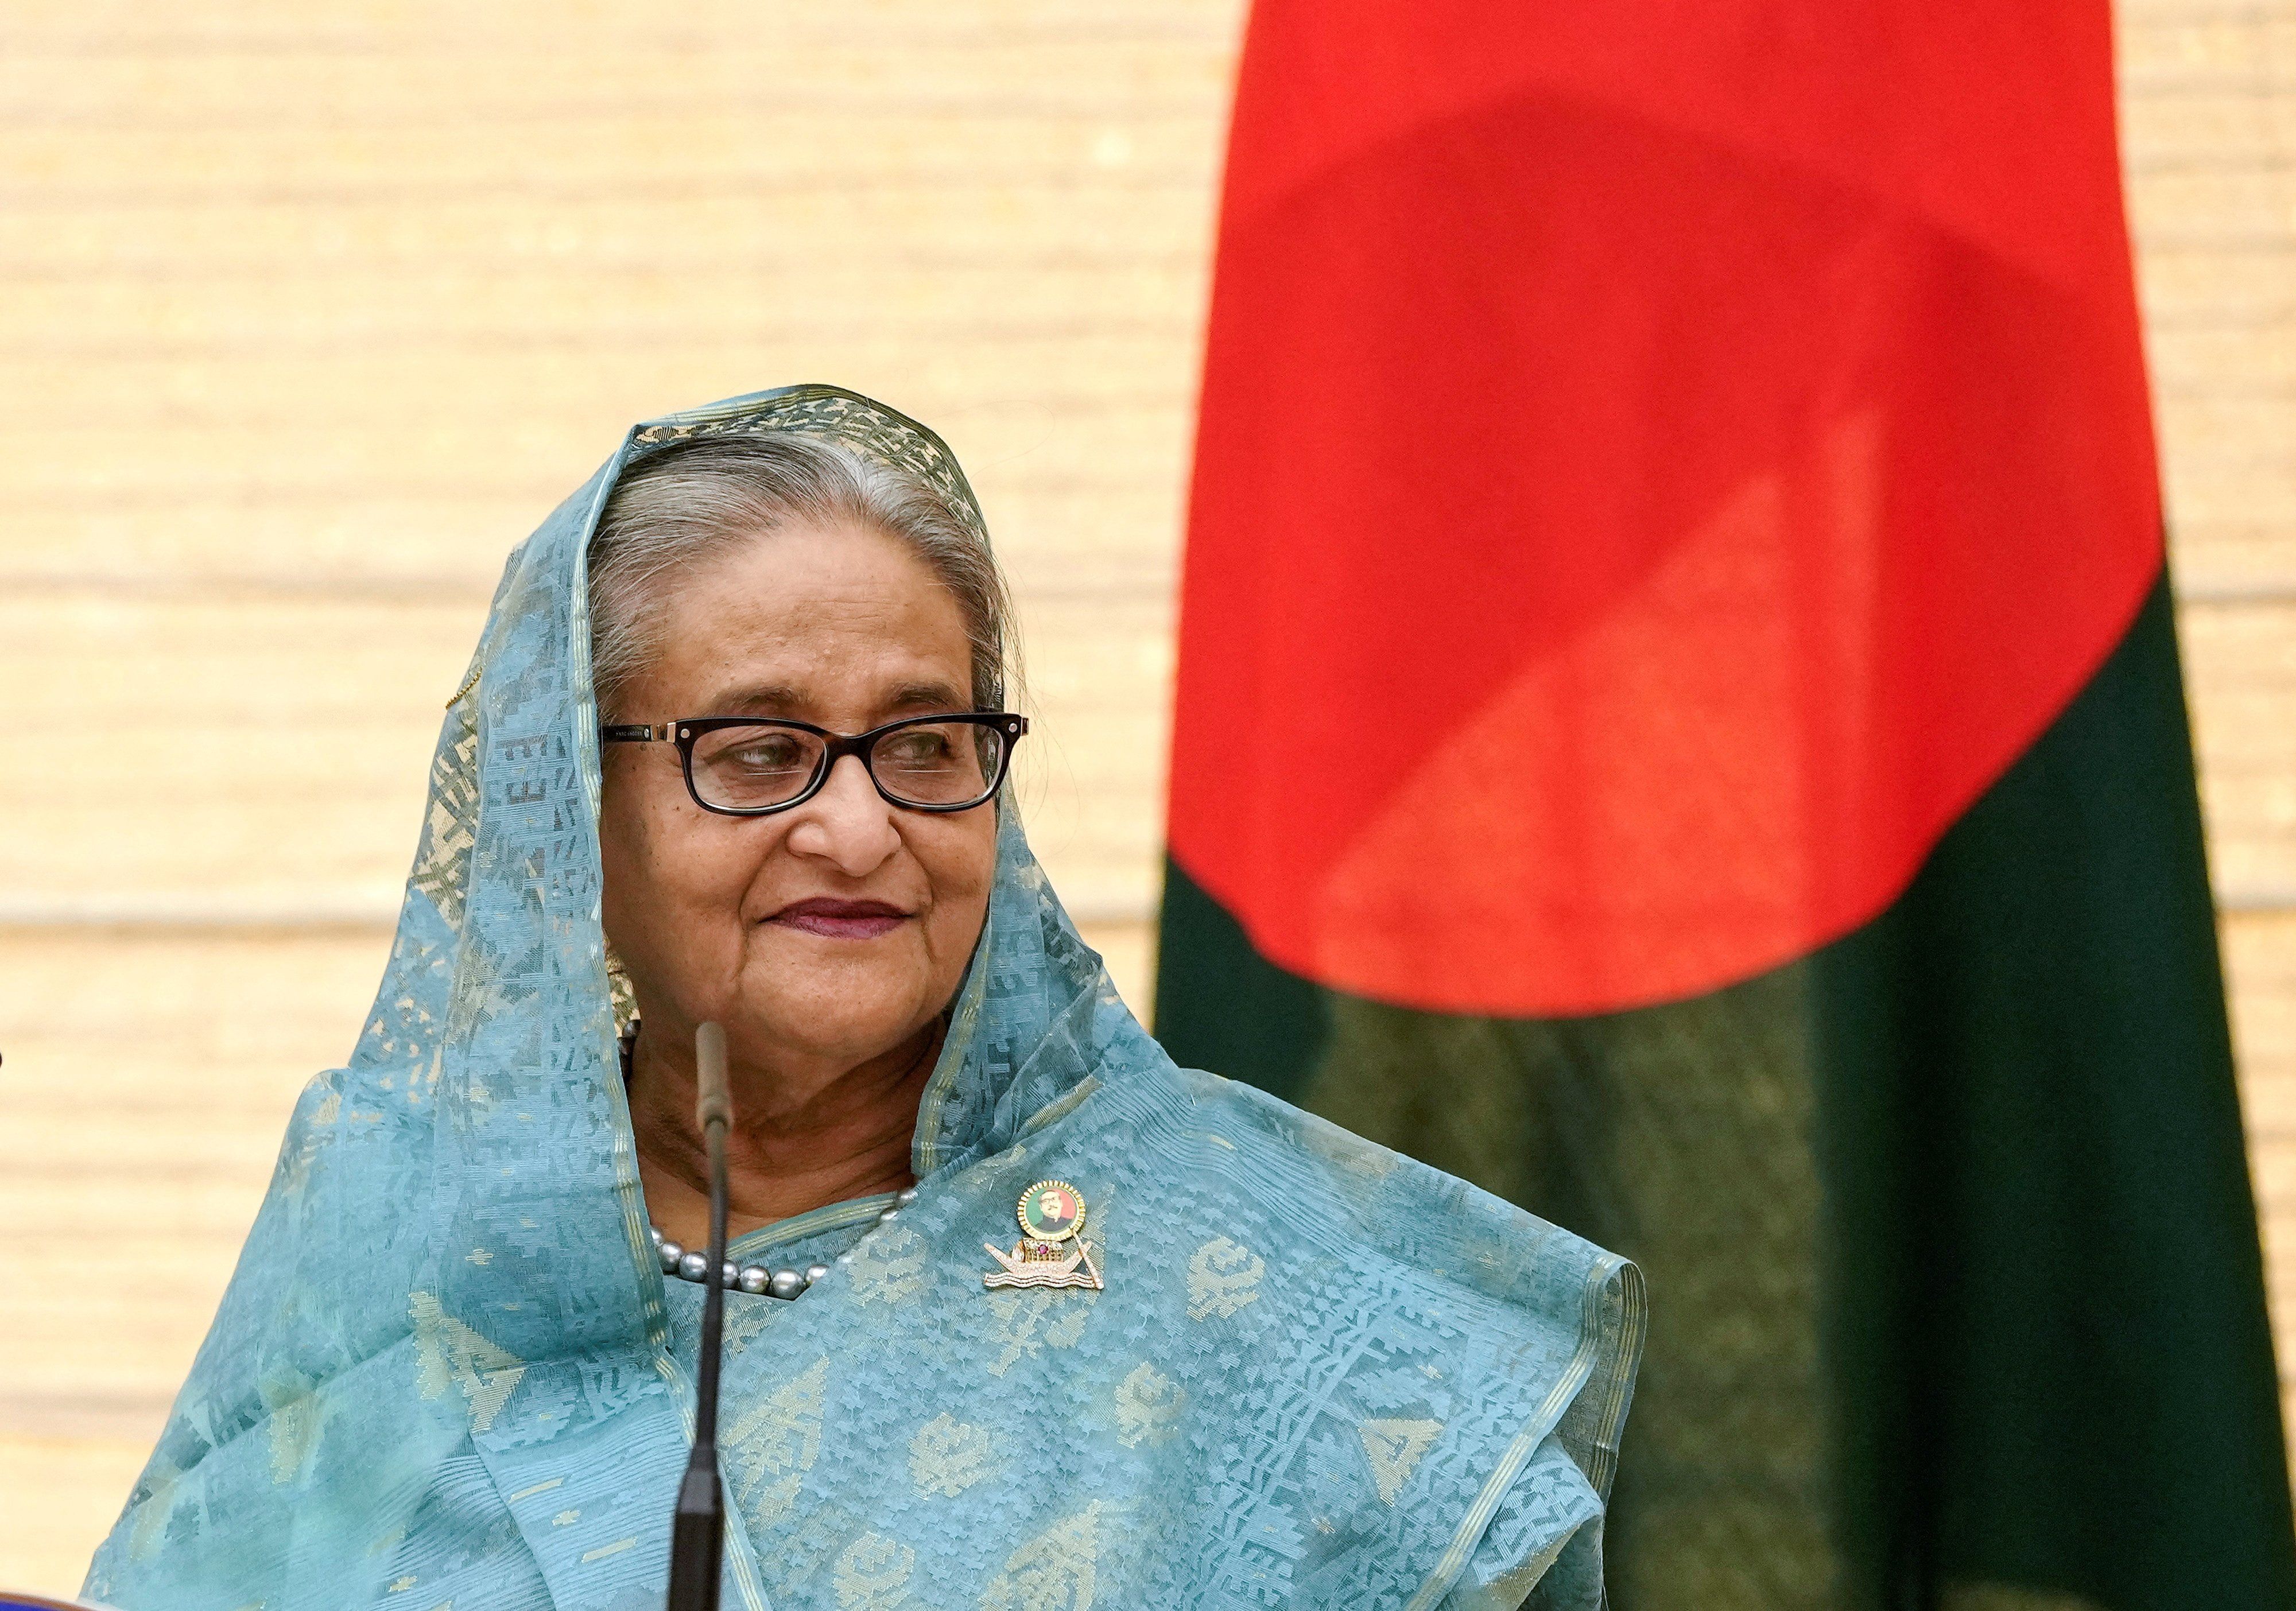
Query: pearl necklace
649 1186 918 1302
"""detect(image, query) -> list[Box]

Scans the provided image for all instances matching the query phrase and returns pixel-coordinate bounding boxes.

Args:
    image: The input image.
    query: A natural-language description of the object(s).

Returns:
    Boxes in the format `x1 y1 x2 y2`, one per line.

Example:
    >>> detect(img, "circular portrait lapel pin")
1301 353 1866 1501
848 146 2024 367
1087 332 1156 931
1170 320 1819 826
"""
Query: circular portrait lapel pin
983 1179 1104 1292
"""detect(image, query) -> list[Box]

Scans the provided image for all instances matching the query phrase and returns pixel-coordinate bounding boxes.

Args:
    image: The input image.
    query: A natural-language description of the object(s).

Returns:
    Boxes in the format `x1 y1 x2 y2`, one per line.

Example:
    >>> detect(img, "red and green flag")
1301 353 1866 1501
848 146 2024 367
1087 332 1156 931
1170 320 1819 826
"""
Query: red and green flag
1155 2 2296 1605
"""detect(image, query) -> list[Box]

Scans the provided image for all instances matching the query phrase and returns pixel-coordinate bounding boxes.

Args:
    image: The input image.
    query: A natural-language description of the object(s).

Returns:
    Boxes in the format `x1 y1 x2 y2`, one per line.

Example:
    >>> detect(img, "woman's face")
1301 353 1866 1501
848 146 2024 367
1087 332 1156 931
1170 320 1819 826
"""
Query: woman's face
599 519 997 1079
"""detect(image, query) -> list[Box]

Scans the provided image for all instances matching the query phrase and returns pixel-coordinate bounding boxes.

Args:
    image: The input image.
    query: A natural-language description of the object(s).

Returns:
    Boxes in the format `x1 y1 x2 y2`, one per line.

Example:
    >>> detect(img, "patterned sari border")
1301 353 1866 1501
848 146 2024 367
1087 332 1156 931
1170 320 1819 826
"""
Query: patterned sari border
1401 1252 1640 1611
1581 1259 1647 1500
725 1193 895 1262
566 443 672 1356
651 1350 772 1611
912 889 995 1178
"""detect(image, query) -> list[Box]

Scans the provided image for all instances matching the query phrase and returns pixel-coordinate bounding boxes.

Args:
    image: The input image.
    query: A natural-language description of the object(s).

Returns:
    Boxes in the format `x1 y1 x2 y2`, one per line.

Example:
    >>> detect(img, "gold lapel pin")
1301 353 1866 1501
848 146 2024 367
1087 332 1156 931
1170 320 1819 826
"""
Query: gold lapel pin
983 1179 1104 1291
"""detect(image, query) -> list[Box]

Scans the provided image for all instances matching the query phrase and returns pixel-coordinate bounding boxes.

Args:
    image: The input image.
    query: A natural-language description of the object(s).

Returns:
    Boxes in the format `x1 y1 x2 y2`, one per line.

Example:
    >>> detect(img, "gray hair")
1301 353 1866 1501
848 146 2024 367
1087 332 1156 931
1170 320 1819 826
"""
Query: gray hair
586 433 1016 721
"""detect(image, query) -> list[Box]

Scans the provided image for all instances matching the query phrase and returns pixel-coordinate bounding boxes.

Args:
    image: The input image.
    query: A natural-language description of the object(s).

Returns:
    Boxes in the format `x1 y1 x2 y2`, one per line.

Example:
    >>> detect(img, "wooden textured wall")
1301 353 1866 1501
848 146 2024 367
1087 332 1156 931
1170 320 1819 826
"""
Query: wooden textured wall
2129 0 2296 1501
0 1 2288 1594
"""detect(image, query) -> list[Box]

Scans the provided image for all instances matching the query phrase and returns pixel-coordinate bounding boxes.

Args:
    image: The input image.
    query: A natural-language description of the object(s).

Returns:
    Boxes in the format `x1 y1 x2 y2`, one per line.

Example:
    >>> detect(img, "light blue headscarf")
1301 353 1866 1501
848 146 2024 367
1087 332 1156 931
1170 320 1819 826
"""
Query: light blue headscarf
87 387 1644 1611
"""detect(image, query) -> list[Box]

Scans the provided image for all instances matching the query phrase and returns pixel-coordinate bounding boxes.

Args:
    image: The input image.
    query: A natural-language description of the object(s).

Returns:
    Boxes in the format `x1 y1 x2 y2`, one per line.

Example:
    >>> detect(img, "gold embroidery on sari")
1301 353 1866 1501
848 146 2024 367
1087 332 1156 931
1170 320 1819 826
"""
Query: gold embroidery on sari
259 1369 323 1484
909 1412 997 1496
1111 1362 1183 1449
722 1299 774 1357
1185 1237 1265 1321
832 1531 917 1611
409 719 481 927
126 1458 183 1561
986 1288 1094 1377
850 1223 929 1306
1295 1117 1402 1182
1359 1417 1443 1504
1019 1077 1099 1136
726 1355 829 1520
408 1291 527 1433
981 1501 1105 1611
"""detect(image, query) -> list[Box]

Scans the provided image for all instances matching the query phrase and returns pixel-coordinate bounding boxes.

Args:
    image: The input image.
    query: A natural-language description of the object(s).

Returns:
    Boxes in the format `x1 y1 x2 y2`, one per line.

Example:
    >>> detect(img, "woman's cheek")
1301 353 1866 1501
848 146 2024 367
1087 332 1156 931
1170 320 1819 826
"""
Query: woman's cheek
922 819 996 956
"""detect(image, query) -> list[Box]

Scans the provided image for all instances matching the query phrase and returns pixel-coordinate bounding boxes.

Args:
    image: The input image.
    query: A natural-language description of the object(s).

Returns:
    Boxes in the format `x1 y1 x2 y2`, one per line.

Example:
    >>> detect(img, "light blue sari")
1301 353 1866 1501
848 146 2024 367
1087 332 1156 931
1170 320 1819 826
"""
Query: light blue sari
87 387 1644 1611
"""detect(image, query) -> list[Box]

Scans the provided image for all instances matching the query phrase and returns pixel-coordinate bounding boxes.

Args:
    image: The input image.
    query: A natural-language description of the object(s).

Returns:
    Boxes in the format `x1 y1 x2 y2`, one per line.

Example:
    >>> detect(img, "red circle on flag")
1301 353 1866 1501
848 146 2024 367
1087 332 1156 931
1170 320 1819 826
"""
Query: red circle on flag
1168 3 2161 1016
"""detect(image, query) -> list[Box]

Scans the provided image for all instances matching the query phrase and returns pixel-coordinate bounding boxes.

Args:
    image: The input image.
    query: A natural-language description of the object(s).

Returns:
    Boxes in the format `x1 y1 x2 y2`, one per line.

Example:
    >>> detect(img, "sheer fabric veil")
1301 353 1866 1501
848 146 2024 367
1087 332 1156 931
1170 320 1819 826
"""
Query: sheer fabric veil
87 386 1643 1611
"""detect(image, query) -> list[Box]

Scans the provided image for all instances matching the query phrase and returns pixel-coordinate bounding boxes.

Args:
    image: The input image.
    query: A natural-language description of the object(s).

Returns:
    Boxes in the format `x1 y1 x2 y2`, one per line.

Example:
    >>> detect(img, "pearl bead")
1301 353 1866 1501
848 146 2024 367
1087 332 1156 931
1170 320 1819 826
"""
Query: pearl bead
648 1225 664 1245
678 1252 709 1282
721 1261 740 1288
836 1251 854 1267
739 1266 769 1295
658 1241 684 1271
769 1268 805 1301
804 1263 831 1287
876 1207 900 1224
896 1186 919 1206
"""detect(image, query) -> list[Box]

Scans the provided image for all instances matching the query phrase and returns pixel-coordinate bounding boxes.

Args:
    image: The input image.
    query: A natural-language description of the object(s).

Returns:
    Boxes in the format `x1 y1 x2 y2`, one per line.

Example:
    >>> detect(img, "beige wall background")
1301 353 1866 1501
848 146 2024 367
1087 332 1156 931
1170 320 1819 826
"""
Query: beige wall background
1 0 2289 1595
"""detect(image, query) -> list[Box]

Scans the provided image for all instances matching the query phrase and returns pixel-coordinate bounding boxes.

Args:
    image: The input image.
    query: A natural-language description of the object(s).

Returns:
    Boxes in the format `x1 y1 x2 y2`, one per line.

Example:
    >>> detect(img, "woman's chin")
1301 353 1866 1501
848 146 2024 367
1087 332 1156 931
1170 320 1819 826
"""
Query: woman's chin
748 1013 929 1074
737 963 940 1067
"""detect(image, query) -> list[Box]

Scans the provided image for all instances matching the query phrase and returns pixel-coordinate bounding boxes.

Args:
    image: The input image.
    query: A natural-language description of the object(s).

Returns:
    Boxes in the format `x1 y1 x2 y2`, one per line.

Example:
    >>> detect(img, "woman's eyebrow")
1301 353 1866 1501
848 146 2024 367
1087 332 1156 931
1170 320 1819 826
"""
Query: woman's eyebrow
884 680 969 712
708 682 804 713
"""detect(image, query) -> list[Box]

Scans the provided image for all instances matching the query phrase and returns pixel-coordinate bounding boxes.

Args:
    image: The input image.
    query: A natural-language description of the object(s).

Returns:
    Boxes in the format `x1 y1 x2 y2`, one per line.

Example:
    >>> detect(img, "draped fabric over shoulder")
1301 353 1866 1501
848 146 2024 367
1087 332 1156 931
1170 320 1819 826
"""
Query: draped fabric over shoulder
87 387 1645 1611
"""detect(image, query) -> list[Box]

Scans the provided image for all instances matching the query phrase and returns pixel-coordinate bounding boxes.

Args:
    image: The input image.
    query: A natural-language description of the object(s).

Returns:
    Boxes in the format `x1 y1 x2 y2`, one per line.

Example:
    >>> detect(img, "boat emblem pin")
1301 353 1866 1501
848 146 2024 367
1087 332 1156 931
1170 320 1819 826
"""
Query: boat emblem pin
983 1178 1104 1292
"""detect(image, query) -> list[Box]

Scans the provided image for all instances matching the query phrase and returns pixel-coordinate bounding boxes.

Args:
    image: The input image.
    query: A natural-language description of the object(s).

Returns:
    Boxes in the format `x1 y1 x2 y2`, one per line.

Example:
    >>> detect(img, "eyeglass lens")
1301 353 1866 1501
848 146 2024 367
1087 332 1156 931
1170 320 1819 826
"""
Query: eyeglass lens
687 721 1006 811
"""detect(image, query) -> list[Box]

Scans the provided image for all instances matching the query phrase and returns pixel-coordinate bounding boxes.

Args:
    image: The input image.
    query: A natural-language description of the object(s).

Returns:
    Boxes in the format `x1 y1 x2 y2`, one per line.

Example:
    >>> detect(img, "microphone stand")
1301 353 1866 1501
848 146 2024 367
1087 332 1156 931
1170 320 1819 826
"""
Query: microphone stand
666 1022 732 1611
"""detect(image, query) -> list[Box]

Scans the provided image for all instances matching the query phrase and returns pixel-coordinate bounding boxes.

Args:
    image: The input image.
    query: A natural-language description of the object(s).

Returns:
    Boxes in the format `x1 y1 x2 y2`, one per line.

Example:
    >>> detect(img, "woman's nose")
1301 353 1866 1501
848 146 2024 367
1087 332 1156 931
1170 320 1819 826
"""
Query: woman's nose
782 754 901 875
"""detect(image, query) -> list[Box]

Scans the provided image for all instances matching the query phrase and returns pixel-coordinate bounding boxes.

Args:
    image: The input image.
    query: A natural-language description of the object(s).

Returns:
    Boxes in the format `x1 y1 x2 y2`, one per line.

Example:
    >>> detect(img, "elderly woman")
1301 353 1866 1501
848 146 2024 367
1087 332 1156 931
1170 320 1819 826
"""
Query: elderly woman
88 387 1642 1611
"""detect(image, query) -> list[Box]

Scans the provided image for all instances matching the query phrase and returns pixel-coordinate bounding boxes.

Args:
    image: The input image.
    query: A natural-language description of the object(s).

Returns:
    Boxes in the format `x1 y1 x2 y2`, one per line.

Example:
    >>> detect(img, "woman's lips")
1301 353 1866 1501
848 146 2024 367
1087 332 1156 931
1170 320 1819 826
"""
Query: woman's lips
767 897 913 940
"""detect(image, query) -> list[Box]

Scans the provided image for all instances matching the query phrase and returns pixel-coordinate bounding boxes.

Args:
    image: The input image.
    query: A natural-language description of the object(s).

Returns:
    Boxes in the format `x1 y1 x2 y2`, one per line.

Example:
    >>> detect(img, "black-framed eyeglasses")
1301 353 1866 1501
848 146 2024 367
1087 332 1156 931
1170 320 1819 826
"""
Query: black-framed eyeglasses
600 712 1027 817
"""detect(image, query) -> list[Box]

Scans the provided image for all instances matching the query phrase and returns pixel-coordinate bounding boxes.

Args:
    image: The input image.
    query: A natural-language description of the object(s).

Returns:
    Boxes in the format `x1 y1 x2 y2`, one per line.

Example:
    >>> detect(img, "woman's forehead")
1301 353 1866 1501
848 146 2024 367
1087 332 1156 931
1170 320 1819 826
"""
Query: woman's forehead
635 523 975 716
699 674 971 720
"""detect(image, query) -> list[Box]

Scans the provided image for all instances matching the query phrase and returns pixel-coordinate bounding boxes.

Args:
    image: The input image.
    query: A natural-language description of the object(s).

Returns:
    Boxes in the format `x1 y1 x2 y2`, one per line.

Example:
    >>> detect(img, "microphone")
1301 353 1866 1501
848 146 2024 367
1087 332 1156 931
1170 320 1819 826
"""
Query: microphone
666 1022 732 1611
